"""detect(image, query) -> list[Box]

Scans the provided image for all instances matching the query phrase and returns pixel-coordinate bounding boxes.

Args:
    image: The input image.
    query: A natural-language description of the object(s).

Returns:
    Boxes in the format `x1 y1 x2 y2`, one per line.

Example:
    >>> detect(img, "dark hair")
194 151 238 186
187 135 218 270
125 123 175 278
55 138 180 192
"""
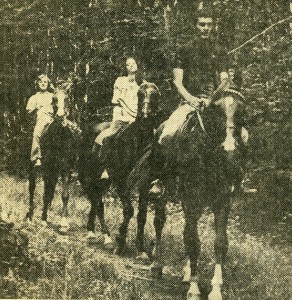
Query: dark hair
119 56 144 85
191 3 214 24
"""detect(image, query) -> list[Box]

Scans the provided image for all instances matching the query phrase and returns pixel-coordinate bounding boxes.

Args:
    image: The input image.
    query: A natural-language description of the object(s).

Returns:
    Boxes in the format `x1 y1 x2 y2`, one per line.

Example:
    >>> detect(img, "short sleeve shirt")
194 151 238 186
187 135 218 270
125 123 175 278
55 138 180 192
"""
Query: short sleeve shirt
174 38 228 97
26 91 54 120
111 76 139 122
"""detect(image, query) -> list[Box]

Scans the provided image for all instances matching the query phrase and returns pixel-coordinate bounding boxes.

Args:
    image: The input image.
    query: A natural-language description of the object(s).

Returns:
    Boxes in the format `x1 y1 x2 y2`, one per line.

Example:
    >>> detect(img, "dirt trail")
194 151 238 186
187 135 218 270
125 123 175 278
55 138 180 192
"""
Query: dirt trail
0 174 291 299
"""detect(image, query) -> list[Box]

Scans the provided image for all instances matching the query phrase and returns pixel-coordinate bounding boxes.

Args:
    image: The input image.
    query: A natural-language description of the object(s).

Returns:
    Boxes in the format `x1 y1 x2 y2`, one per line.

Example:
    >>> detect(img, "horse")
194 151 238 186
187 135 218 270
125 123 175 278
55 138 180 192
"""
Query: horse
26 79 81 233
77 82 163 249
150 85 247 299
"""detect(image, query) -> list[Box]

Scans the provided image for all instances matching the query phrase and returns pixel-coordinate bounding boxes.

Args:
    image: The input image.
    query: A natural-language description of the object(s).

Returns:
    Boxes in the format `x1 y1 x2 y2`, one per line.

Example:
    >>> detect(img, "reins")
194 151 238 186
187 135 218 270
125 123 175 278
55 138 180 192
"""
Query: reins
196 86 245 136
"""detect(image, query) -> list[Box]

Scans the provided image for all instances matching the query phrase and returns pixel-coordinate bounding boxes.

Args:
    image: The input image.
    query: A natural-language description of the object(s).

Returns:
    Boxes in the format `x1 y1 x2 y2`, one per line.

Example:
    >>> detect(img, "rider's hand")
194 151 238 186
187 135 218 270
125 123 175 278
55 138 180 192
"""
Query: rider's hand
187 96 202 110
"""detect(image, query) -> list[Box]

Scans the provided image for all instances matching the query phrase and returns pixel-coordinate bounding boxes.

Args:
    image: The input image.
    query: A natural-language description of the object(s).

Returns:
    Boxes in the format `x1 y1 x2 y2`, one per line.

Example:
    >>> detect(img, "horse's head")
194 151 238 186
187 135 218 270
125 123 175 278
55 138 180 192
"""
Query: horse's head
206 80 246 153
53 89 70 121
137 82 161 119
53 77 76 121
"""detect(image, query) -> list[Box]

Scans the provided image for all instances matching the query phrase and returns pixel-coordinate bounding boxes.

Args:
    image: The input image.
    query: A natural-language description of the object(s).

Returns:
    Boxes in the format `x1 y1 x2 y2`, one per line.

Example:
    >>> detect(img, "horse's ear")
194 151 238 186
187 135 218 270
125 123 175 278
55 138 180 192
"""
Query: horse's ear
211 79 233 102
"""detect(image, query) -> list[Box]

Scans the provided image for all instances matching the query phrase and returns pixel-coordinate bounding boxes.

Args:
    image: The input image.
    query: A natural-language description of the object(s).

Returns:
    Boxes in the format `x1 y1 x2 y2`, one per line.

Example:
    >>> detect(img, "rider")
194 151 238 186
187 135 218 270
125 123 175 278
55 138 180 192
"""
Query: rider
94 57 142 178
150 6 242 193
26 74 54 166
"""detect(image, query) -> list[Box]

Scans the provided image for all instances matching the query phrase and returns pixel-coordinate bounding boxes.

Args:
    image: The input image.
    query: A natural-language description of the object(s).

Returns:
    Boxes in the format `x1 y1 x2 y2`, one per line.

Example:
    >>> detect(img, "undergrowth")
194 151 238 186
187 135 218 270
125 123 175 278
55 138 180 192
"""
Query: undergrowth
0 173 291 299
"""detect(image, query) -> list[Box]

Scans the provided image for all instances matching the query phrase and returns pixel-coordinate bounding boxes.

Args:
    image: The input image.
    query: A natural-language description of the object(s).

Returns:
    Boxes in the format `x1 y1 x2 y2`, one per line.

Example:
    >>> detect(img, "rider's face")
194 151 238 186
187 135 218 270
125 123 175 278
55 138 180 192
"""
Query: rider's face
38 77 49 91
196 17 213 39
126 58 138 74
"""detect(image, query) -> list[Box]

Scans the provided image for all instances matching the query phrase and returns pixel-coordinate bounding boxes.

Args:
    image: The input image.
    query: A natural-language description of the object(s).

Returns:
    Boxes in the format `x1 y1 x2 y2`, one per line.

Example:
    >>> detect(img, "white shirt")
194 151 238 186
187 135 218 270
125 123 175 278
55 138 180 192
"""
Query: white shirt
112 76 139 123
26 91 54 120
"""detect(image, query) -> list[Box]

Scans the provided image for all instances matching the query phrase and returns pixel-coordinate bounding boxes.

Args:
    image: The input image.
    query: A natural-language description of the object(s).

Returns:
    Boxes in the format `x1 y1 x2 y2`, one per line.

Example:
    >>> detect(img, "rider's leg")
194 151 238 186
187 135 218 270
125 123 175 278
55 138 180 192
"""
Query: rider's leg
158 103 195 144
97 121 128 179
31 117 52 164
149 104 194 194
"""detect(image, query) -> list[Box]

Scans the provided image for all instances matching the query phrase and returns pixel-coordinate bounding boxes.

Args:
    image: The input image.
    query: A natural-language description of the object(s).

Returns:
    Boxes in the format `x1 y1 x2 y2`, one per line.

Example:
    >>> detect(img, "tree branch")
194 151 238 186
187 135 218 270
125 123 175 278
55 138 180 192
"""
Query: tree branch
229 16 292 54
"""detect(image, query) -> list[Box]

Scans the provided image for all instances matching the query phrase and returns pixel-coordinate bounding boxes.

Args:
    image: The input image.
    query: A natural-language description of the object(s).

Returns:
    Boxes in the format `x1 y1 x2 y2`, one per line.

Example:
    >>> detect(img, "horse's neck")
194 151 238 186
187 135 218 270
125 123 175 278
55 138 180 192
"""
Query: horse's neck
129 118 155 154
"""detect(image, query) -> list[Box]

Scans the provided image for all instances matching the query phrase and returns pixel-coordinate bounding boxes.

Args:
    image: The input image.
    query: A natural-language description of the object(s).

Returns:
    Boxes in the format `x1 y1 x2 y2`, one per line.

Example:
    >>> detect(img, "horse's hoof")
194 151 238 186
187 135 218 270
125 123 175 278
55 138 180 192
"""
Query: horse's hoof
1 211 10 223
86 231 99 245
150 263 163 279
136 251 150 262
87 231 96 239
59 226 68 235
60 217 70 228
208 286 222 300
151 244 157 258
25 217 32 224
187 282 201 300
41 220 48 227
113 245 125 256
187 293 201 300
182 263 191 282
103 234 114 250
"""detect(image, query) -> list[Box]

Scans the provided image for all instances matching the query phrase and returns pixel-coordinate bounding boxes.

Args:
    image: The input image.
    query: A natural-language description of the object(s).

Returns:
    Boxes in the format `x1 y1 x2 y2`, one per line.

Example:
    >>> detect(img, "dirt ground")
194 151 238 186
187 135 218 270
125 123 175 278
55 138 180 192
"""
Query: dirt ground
0 171 291 299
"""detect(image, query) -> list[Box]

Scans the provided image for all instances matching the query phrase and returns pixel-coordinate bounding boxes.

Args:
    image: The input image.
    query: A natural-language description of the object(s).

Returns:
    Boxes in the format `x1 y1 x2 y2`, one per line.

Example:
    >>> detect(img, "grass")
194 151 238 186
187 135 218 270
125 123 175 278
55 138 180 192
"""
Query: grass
0 171 291 299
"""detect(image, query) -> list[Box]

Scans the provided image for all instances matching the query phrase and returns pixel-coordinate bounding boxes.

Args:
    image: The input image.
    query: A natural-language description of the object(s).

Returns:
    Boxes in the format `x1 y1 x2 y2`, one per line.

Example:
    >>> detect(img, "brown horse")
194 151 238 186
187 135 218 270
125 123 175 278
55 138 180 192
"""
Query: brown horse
137 86 247 299
181 91 247 300
78 82 163 248
26 80 80 233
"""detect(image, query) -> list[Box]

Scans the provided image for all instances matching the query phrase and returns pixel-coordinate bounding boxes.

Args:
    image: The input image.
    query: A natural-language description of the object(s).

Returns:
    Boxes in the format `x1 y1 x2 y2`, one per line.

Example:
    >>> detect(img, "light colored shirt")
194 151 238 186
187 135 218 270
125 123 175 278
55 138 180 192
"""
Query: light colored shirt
26 91 54 120
112 76 139 123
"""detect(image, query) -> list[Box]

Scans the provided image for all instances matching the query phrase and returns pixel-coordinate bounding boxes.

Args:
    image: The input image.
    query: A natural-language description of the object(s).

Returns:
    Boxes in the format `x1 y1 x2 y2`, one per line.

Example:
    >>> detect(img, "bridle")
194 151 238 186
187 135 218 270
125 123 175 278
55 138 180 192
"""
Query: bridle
196 87 245 151
139 82 160 118
53 88 82 136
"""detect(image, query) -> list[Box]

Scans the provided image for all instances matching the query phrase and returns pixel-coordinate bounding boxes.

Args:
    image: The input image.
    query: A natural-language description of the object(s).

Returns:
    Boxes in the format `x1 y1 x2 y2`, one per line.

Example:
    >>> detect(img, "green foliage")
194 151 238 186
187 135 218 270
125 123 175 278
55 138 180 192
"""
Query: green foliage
0 1 291 173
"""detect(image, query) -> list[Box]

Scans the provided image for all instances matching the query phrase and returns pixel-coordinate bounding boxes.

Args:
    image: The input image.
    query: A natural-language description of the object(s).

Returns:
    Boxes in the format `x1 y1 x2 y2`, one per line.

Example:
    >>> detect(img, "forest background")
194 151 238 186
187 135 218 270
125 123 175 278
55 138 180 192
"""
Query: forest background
0 0 291 175
0 1 291 299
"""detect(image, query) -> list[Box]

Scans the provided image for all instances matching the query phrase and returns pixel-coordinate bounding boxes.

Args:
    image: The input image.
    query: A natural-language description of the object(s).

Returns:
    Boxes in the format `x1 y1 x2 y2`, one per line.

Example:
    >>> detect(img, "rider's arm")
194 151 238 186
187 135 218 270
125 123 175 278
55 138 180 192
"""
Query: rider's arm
217 44 229 83
26 95 37 114
112 77 123 105
173 68 200 109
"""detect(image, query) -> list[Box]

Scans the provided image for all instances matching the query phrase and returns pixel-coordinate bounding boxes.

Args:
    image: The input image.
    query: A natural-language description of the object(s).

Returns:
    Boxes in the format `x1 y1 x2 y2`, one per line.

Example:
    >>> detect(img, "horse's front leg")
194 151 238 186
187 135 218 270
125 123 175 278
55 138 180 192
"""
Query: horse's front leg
135 186 150 262
115 188 134 255
42 173 58 226
182 195 202 300
59 170 70 233
150 195 167 278
86 180 113 249
208 197 231 300
26 163 36 221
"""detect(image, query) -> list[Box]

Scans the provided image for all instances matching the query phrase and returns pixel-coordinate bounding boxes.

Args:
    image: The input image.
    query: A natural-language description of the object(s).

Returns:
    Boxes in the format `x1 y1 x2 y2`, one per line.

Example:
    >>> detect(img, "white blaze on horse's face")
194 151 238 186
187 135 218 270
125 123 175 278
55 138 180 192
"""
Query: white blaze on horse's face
142 92 151 117
139 83 160 118
220 96 238 152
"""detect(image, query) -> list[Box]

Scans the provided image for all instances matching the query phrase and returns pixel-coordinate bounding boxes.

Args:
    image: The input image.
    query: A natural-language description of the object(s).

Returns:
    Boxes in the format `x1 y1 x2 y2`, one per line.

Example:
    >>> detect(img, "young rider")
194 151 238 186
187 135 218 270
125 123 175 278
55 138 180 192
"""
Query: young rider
150 7 247 194
26 74 54 166
94 57 141 178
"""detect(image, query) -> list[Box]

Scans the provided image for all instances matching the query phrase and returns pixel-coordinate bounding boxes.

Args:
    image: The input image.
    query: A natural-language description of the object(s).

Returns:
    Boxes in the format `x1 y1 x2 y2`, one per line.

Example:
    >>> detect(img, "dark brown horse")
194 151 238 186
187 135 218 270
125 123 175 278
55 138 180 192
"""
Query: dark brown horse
77 82 163 249
132 85 247 299
26 82 80 233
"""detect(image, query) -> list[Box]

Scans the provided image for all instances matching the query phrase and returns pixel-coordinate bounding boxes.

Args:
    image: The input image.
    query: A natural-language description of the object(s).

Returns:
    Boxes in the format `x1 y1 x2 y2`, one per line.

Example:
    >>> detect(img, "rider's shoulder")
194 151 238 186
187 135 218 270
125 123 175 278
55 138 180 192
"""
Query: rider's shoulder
30 91 53 99
114 76 128 85
116 76 128 81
